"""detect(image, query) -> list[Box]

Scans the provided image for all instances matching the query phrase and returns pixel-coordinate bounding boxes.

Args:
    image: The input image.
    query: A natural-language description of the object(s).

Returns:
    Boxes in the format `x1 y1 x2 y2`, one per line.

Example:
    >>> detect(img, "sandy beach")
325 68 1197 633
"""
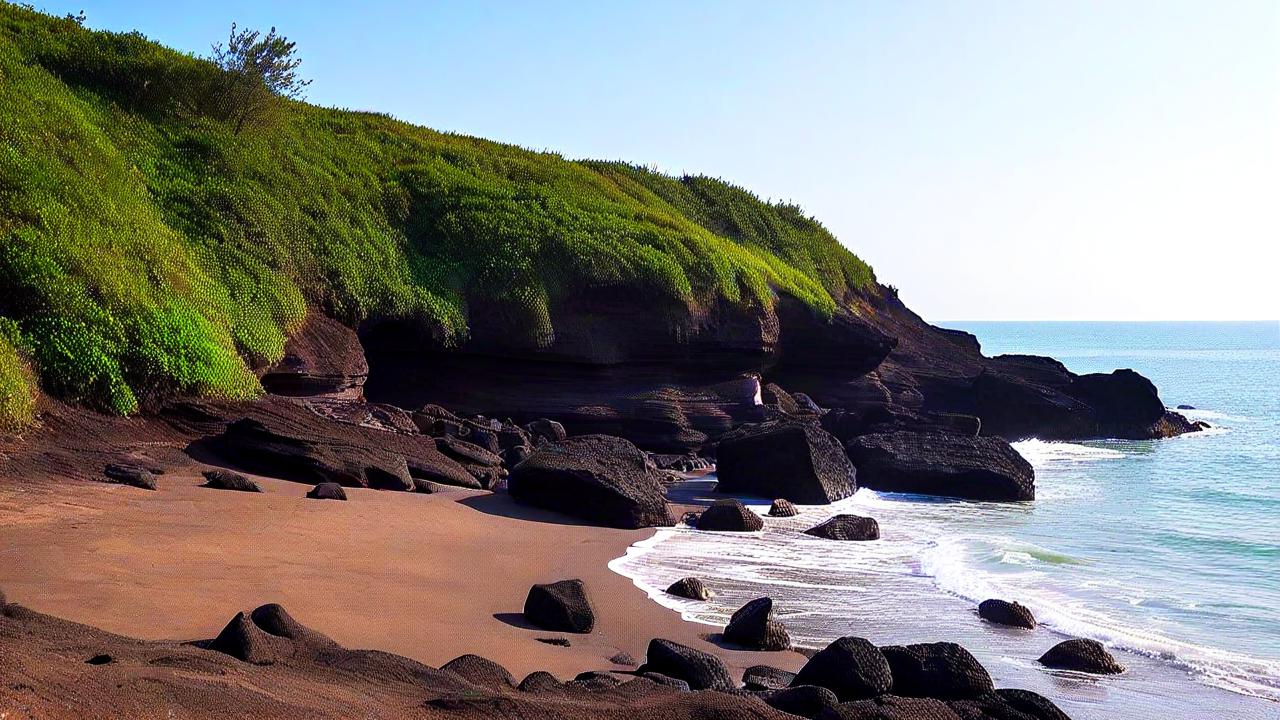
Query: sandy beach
0 464 807 683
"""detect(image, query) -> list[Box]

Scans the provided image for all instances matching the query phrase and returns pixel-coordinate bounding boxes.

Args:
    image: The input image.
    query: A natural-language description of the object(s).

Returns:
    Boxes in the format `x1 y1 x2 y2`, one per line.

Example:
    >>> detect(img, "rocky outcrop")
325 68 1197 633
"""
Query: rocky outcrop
1038 638 1124 674
441 654 518 689
977 599 1036 630
523 579 595 634
791 636 893 702
507 435 671 528
715 420 856 504
844 431 1034 502
261 313 368 398
201 469 261 493
666 577 714 601
695 499 764 532
804 515 880 541
880 643 994 700
639 638 734 691
723 597 790 651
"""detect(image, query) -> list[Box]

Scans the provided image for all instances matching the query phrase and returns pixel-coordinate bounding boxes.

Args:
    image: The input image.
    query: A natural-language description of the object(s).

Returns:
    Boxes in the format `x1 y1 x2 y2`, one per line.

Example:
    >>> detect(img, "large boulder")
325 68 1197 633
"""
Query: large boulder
845 432 1034 501
977 599 1036 630
103 463 157 490
723 597 790 651
791 636 893 702
666 577 714 601
716 420 856 504
1037 638 1124 674
696 498 764 531
640 638 734 691
507 435 671 528
523 579 595 634
804 515 880 541
880 643 993 700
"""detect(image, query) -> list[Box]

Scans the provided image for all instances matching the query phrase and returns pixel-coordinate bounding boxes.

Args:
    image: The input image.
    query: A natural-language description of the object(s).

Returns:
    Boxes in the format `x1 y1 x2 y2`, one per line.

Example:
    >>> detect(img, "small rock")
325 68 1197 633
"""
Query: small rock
518 671 561 692
804 515 880 541
305 482 347 501
85 654 114 665
768 499 799 517
743 664 796 691
103 463 157 491
1038 638 1125 674
524 579 595 634
724 597 790 651
1177 404 1196 410
666 577 714 601
536 637 571 647
696 499 764 532
977 599 1036 629
201 469 262 493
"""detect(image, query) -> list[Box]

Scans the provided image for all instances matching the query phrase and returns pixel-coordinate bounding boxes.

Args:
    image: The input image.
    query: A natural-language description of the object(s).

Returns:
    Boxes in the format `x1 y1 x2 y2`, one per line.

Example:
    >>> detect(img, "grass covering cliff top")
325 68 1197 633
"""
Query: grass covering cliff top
0 3 875 429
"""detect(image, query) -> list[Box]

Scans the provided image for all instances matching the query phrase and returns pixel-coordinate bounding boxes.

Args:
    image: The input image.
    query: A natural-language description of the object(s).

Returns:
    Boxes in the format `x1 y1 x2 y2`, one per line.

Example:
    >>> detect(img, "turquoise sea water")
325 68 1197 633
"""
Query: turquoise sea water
611 321 1280 719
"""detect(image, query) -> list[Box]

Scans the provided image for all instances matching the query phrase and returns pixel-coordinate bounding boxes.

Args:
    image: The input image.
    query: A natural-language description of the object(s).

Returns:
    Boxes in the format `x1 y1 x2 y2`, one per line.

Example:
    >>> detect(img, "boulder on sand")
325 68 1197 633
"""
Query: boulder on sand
201 469 262 493
696 498 764 531
640 638 734 691
845 431 1034 502
880 642 994 700
723 597 790 651
305 482 347 501
666 577 714 601
804 515 880 541
1038 638 1124 674
103 463 157 490
715 420 856 504
977 599 1036 629
507 435 671 529
791 636 893 702
769 499 798 517
523 579 595 634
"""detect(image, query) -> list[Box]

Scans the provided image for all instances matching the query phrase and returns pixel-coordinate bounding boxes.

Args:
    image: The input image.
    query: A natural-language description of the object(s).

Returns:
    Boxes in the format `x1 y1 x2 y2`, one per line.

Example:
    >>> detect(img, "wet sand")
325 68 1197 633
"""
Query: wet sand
0 469 806 681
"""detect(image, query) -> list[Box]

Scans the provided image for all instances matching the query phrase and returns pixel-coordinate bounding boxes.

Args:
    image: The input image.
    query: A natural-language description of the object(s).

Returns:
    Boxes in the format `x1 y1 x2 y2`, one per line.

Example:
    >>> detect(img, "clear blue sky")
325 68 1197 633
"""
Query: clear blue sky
49 1 1279 320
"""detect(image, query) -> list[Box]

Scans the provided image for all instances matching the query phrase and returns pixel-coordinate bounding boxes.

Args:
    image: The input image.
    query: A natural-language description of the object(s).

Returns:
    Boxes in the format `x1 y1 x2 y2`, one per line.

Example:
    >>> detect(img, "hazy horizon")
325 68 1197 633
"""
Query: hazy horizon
52 0 1279 321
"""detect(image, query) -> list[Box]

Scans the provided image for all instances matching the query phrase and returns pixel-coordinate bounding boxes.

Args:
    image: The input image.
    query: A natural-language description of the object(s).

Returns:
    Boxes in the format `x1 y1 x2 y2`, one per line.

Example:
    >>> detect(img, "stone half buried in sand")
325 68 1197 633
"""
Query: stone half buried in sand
715 419 856 504
523 579 596 634
695 498 764 531
639 638 735 691
768 498 799 517
723 597 790 651
207 603 339 665
1038 638 1125 674
845 430 1035 502
507 434 671 529
977 599 1036 629
804 514 880 541
791 636 893 702
305 482 347 500
201 469 262 493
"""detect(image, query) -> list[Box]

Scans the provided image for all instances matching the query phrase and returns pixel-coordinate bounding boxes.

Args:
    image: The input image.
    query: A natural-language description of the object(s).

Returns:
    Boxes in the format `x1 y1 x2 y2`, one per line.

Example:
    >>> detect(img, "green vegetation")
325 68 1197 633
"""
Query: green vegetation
0 3 875 430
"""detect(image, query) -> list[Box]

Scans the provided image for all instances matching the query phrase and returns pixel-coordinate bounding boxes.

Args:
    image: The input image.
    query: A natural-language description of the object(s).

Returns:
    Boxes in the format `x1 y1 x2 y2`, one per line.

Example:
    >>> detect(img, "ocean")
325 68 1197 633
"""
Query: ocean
610 321 1280 719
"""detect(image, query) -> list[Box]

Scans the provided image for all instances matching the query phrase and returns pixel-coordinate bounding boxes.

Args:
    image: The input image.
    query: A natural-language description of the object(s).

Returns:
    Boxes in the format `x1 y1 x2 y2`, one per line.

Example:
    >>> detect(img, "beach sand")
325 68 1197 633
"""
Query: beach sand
0 467 807 683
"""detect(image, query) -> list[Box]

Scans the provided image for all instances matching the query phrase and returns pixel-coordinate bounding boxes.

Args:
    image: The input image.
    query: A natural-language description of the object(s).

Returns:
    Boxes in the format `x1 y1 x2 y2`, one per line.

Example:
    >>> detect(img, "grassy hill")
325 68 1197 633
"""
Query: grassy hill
0 3 875 431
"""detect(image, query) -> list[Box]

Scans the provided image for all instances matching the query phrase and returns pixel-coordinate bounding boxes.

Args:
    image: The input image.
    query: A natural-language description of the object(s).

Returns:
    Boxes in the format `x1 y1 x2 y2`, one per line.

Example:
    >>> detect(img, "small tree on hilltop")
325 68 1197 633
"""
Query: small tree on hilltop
210 23 311 134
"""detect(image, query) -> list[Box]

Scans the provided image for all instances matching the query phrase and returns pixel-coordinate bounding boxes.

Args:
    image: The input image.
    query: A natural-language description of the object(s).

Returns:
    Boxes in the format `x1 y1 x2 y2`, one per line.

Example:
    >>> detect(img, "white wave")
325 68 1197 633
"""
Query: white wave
1012 439 1125 467
1171 407 1251 423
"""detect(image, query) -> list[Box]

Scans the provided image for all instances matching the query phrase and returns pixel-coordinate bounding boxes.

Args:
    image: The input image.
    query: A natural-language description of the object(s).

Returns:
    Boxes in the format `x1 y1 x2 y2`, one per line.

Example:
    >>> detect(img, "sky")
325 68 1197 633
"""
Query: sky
45 0 1280 320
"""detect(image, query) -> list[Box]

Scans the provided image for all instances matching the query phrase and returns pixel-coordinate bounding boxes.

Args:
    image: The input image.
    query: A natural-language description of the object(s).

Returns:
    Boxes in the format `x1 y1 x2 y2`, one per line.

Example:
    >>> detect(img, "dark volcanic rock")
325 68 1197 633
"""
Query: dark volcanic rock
507 434 671 528
881 643 994 700
208 611 288 664
761 685 841 718
744 664 797 691
769 498 799 517
641 672 691 690
642 638 734 691
441 654 518 689
261 313 368 398
103 463 157 490
845 431 1034 502
818 695 963 719
305 482 347 501
724 597 790 651
977 599 1036 630
523 579 595 634
995 689 1072 720
517 671 561 692
696 498 764 531
1177 404 1196 410
201 469 261 493
804 514 880 541
792 636 893 702
947 690 1072 720
716 420 856 504
1038 638 1124 674
666 577 714 601
435 435 504 469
